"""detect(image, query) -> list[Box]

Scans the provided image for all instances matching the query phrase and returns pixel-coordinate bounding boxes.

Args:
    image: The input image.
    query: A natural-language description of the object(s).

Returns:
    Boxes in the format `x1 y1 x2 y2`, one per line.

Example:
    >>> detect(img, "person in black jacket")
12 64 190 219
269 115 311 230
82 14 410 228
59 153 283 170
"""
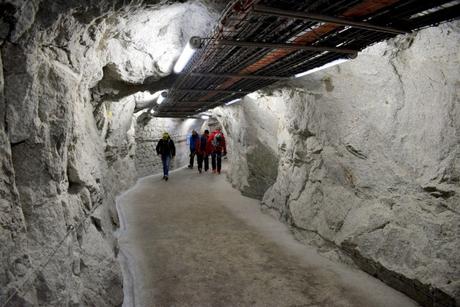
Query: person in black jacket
156 132 176 181
197 129 209 173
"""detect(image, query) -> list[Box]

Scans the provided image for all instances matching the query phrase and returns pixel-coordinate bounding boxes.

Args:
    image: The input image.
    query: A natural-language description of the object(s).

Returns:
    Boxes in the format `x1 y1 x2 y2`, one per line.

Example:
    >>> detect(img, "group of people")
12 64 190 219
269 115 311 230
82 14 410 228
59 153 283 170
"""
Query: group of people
155 128 226 181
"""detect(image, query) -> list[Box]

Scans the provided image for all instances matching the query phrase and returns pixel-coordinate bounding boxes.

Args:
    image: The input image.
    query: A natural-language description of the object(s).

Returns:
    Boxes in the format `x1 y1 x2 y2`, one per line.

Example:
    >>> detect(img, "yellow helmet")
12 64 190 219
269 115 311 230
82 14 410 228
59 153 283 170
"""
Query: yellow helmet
162 132 170 139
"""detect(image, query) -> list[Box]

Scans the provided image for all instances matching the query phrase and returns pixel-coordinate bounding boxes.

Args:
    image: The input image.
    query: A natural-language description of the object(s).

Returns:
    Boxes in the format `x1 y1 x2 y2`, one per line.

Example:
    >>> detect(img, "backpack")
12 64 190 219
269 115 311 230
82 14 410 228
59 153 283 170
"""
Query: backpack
212 133 222 147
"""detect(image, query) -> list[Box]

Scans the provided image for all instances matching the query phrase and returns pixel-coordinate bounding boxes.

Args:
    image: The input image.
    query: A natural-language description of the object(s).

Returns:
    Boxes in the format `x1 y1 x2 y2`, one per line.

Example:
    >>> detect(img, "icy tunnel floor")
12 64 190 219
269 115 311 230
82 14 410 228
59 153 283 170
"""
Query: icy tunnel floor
116 163 419 307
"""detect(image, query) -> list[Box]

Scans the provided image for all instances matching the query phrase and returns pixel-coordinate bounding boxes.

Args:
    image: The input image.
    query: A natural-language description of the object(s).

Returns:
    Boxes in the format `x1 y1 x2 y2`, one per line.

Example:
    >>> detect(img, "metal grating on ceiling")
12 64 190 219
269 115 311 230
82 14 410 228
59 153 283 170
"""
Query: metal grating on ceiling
155 0 460 117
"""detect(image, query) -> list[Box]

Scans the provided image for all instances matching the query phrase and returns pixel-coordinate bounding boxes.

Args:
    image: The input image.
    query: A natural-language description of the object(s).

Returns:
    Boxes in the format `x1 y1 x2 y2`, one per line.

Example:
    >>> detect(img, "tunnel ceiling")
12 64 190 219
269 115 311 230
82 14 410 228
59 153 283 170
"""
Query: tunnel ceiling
155 0 460 117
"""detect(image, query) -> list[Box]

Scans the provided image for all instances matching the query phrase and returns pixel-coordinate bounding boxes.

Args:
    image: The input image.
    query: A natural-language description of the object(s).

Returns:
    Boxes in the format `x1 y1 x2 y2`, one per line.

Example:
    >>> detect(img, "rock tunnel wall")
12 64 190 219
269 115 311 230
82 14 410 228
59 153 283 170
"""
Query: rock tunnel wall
0 1 218 305
215 95 284 199
215 21 460 306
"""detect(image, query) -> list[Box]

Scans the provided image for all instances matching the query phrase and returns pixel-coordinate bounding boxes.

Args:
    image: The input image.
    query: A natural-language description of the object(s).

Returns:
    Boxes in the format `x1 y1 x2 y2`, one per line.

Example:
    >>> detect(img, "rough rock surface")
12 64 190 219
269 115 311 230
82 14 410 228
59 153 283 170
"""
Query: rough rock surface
216 21 460 306
0 1 218 305
214 93 283 199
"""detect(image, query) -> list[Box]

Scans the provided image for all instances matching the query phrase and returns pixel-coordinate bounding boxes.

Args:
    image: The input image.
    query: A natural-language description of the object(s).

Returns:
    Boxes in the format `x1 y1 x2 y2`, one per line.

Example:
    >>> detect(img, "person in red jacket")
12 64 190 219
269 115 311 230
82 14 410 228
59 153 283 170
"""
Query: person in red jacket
207 128 227 174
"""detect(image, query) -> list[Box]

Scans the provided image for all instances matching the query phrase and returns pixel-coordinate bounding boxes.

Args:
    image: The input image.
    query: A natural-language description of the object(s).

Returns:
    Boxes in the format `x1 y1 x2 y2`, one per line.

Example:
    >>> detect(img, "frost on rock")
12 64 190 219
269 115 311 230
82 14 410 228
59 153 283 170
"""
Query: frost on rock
220 21 460 306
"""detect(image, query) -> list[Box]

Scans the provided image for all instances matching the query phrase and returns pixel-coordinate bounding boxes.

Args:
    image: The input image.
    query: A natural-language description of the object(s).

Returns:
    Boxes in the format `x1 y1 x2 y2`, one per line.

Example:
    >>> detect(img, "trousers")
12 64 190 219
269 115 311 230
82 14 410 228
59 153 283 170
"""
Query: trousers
197 154 209 171
211 151 222 172
161 154 171 176
189 150 197 167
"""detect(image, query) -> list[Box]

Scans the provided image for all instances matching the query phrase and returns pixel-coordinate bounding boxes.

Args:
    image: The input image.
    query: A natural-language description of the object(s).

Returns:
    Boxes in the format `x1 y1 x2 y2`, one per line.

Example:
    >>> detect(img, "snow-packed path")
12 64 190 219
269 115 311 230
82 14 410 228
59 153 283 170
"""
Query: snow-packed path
116 165 418 307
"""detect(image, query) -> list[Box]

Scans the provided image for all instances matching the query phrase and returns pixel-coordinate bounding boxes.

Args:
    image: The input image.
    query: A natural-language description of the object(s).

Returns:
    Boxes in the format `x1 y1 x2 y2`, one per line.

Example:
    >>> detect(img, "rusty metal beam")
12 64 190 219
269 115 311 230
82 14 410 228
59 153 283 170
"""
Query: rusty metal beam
174 89 251 94
253 5 407 35
217 39 358 55
190 72 290 81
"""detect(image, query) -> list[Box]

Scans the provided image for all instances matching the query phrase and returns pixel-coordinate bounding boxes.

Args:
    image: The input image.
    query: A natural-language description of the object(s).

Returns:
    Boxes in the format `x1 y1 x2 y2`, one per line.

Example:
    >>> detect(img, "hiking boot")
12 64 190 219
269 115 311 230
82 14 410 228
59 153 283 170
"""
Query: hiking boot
188 165 192 169
198 168 202 173
162 176 165 180
165 176 168 181
217 170 221 174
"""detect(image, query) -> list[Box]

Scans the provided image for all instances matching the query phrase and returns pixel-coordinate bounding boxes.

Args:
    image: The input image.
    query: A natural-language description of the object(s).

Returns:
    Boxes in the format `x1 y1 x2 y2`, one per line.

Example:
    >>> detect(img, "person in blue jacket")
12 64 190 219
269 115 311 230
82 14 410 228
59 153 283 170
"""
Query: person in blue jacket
188 130 200 169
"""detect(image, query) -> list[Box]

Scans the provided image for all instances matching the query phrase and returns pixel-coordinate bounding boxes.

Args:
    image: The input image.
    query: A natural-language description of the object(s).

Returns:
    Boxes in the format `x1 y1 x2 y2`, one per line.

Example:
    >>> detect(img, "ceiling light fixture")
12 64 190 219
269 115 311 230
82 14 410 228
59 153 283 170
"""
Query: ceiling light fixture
201 115 210 120
294 58 350 78
157 91 167 105
173 36 202 73
225 98 241 106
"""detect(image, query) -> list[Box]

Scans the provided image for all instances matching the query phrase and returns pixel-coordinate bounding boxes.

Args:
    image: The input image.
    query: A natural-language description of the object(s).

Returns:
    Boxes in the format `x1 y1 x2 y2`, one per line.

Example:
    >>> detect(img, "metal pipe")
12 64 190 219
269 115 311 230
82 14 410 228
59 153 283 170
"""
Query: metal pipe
253 5 407 35
190 72 290 80
217 39 358 55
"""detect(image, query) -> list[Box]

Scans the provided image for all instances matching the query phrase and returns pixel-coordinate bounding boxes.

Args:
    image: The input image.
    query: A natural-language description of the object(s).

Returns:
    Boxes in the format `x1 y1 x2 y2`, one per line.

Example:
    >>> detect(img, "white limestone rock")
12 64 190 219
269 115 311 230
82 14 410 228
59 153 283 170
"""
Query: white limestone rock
105 1 218 83
0 0 219 305
221 21 460 305
214 94 285 198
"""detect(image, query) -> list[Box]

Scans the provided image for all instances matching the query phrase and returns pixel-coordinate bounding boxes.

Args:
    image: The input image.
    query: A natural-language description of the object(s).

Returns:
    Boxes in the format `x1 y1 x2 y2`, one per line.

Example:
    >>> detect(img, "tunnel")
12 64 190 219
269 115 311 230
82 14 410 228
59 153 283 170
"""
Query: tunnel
0 0 459 306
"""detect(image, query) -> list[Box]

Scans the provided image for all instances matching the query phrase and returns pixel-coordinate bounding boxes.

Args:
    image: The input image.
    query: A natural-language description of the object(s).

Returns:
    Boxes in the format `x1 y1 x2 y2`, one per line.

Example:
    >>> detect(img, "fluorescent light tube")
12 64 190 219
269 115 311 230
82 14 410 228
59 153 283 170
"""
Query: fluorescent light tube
157 91 167 105
225 98 241 106
201 115 210 120
294 58 350 78
173 36 201 73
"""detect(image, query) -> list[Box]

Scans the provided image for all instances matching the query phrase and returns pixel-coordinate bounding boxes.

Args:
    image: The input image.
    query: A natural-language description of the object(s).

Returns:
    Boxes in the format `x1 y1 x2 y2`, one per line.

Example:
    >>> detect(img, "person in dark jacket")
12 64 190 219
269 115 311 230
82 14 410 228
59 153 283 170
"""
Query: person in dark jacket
197 129 210 173
188 130 200 169
156 132 176 181
207 128 227 174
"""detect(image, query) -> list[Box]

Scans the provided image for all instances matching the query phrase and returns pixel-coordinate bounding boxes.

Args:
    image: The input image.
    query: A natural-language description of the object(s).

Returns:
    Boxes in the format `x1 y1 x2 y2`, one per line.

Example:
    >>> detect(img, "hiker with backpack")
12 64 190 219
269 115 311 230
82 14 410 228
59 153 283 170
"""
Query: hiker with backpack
207 128 227 174
156 132 176 181
197 129 210 173
188 129 200 169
